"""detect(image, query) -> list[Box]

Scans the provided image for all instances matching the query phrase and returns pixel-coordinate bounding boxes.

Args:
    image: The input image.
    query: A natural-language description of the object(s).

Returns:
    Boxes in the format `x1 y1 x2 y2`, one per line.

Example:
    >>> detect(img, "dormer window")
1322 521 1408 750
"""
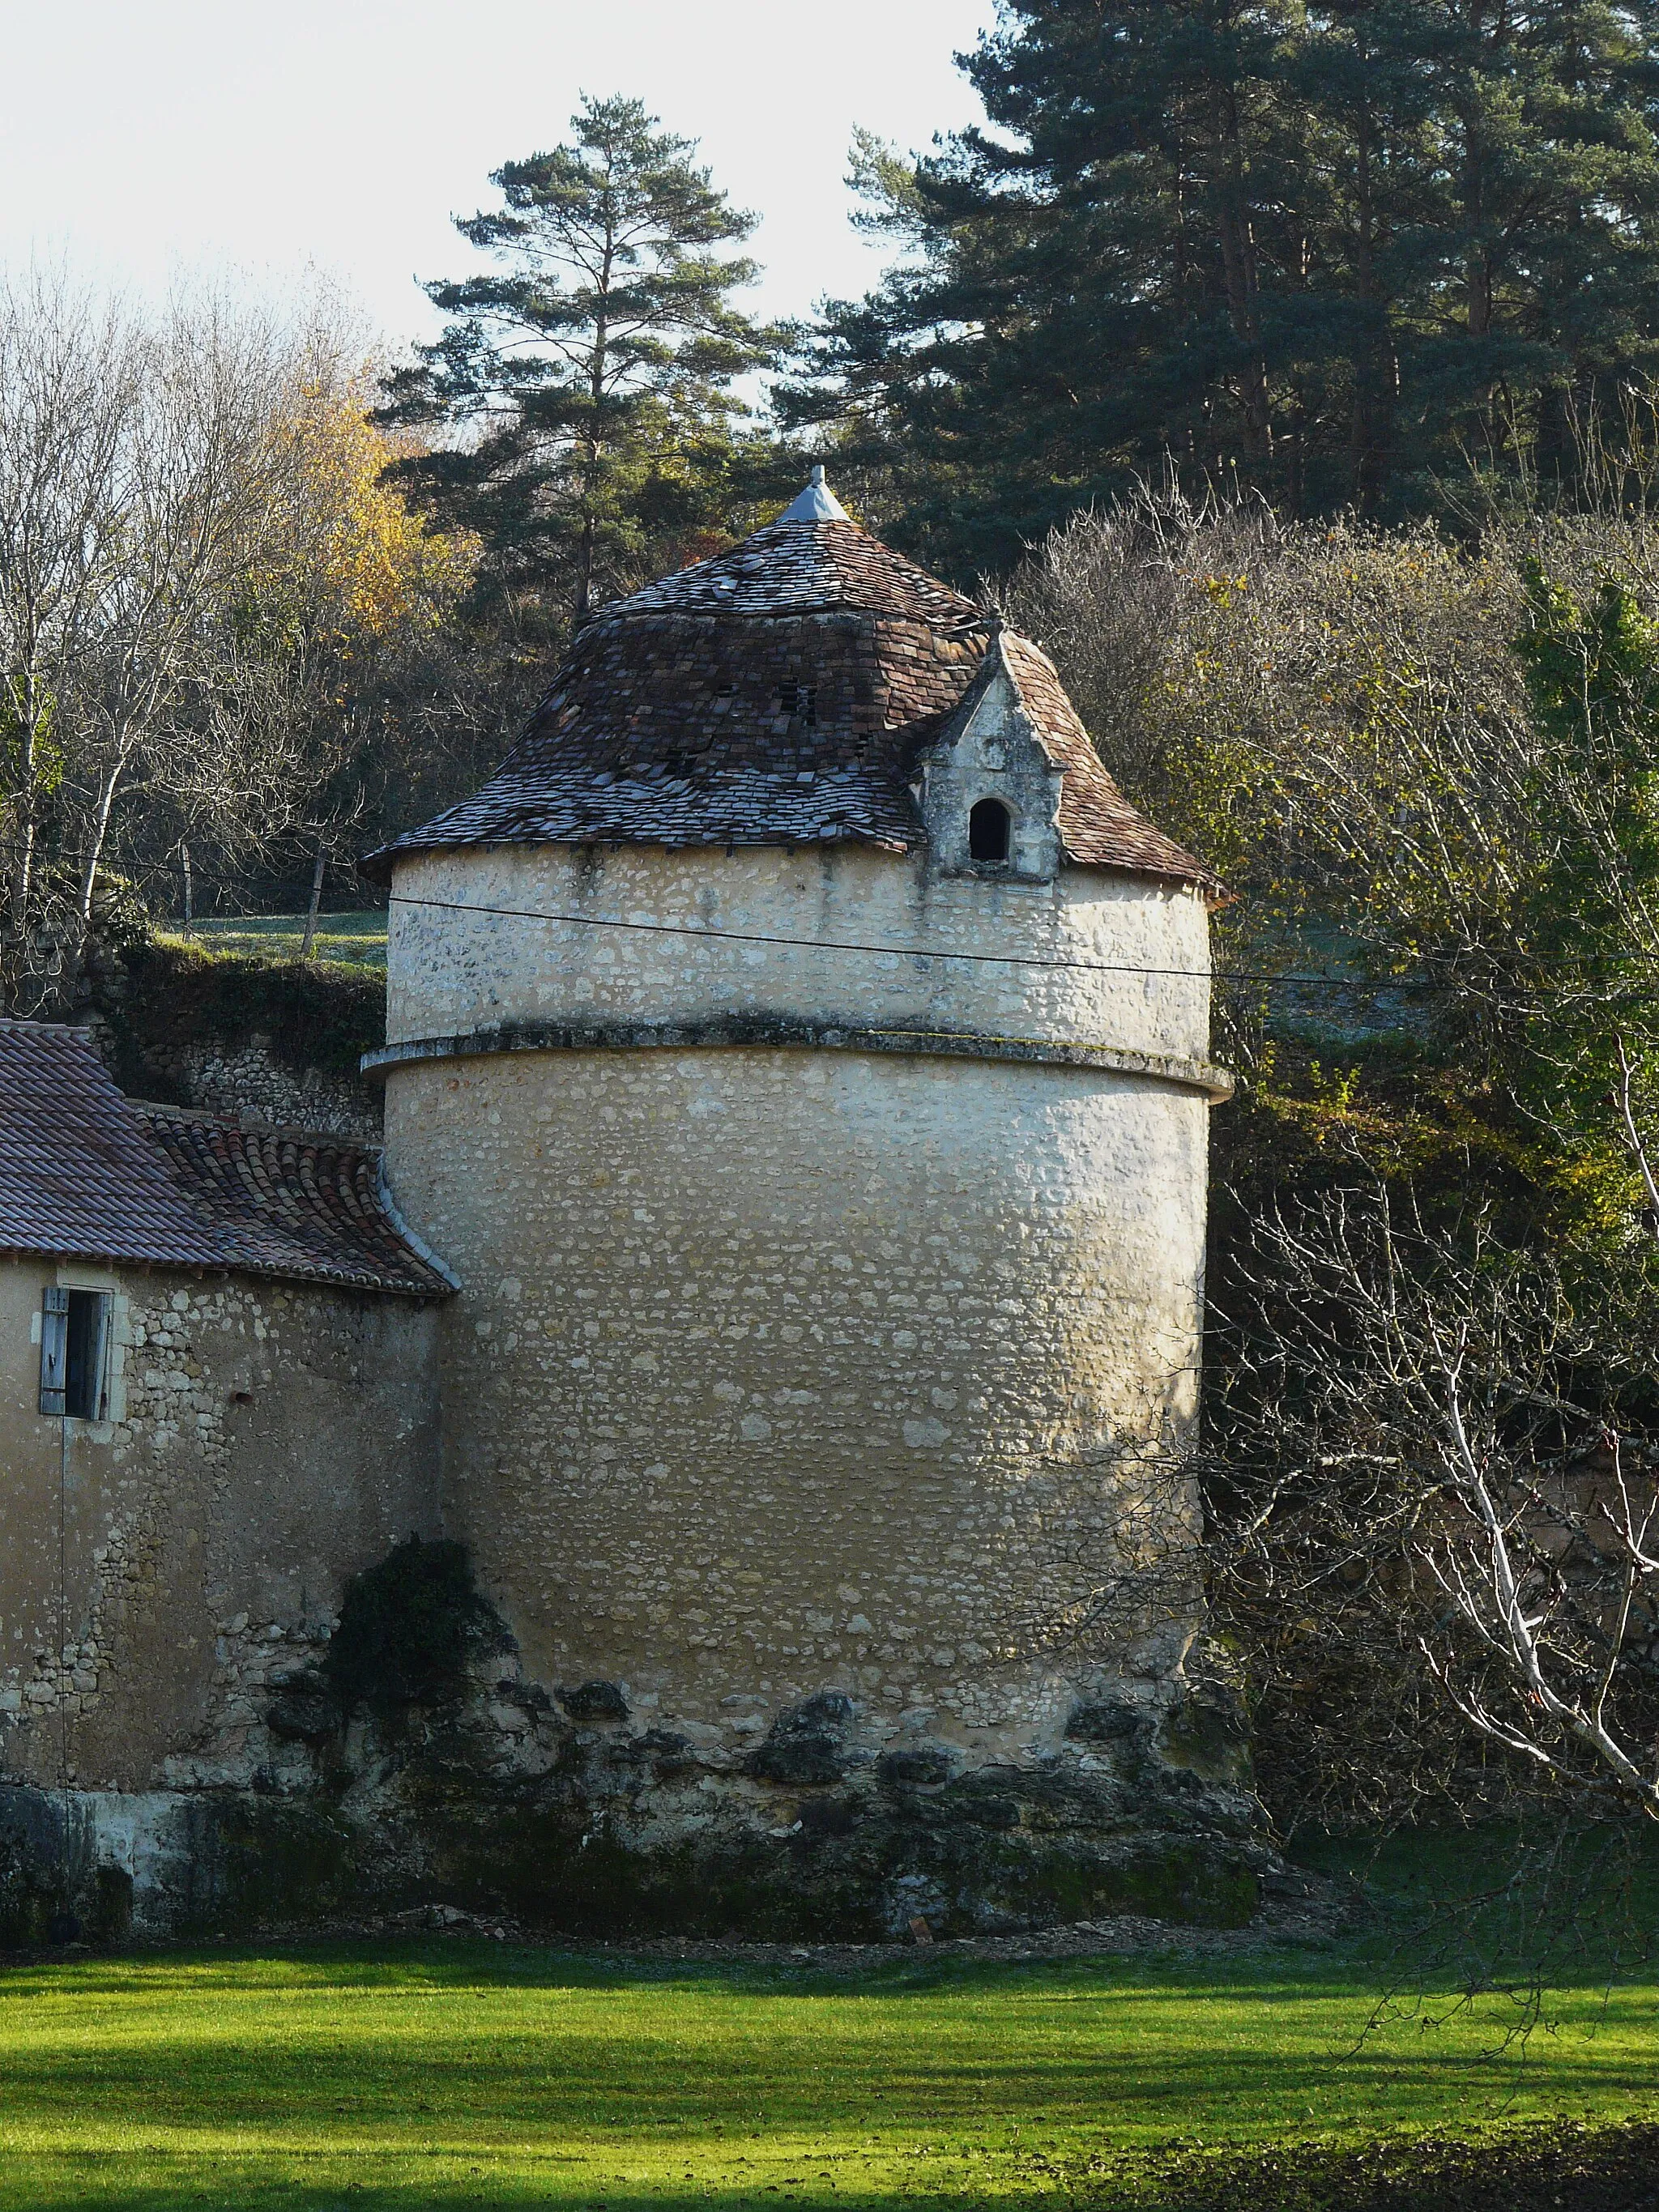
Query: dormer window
969 799 1013 864
778 680 817 726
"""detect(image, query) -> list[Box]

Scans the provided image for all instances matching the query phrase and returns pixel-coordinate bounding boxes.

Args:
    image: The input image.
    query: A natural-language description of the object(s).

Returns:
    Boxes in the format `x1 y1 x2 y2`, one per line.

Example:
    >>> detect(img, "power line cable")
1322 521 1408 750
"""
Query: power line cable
21 832 1659 999
383 889 1659 999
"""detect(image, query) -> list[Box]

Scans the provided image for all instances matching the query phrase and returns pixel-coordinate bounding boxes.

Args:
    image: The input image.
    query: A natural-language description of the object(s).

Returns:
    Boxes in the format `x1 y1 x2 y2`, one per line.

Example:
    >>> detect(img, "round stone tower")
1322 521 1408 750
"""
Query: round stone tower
366 473 1248 1931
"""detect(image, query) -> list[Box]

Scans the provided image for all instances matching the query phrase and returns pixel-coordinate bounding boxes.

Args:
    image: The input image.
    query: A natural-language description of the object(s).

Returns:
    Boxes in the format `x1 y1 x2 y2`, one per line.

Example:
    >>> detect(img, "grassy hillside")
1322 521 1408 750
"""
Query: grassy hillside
177 910 389 970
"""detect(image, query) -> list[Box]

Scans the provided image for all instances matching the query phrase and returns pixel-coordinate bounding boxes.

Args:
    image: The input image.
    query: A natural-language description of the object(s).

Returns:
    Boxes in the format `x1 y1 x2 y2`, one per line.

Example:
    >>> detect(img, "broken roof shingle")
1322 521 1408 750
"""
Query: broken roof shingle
0 1020 451 1297
365 504 1220 893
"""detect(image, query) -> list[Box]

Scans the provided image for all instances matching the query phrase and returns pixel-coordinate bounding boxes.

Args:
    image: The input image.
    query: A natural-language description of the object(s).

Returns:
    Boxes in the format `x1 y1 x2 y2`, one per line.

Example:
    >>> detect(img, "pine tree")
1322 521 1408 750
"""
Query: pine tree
381 96 782 624
786 0 1659 569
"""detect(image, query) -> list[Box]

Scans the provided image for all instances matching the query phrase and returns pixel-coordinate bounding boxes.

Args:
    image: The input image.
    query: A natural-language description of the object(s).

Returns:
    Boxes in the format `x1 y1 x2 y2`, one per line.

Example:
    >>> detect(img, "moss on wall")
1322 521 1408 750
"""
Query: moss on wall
99 937 386 1097
324 1537 511 1720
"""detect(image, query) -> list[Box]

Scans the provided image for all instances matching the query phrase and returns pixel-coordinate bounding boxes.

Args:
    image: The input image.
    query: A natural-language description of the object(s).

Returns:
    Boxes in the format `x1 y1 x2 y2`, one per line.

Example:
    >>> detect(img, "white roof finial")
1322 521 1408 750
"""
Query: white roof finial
778 466 849 523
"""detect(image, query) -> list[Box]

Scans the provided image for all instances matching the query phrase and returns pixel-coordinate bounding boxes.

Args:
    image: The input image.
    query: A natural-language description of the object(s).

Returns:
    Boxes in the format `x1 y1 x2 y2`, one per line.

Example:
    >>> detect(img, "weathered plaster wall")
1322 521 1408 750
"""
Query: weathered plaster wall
382 841 1216 1787
0 1259 441 1796
385 844 1213 1064
389 1047 1206 1766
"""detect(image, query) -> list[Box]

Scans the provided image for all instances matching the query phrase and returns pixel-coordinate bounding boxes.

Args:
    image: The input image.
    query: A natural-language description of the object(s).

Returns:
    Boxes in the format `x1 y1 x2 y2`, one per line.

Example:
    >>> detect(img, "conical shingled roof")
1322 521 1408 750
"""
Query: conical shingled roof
612 514 983 627
365 491 1217 891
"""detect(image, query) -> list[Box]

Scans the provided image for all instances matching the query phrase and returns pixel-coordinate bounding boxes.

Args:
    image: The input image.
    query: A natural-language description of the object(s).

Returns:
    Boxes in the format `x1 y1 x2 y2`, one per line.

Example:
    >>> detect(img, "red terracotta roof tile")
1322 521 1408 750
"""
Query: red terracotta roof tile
0 1020 450 1298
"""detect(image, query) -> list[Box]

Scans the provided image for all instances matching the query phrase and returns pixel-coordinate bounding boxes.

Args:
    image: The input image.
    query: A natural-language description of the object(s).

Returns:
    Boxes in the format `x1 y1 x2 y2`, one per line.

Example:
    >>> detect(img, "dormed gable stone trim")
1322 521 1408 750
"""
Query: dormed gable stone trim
919 632 1066 882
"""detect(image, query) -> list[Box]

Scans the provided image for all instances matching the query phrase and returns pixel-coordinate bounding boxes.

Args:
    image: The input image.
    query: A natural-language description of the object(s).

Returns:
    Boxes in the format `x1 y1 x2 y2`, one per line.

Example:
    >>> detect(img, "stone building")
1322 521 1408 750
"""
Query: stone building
1 475 1253 1938
358 472 1247 1928
0 1018 448 1927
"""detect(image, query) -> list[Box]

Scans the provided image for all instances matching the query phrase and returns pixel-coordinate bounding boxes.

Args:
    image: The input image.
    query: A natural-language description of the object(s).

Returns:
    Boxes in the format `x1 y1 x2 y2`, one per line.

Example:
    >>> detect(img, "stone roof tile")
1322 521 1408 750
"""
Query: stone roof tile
365 505 1219 893
611 515 983 625
995 632 1220 889
0 1020 450 1298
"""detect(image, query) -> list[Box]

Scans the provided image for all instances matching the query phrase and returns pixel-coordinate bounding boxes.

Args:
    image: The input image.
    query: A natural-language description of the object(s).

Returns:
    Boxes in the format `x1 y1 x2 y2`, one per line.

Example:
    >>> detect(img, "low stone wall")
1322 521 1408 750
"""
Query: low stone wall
134 1033 378 1139
90 936 385 1139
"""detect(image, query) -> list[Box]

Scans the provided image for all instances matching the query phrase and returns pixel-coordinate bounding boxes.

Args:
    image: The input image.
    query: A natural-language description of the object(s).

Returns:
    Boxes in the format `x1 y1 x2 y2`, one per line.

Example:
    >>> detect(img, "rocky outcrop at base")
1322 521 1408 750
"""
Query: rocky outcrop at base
0 1655 1275 1946
0 1538 1277 1946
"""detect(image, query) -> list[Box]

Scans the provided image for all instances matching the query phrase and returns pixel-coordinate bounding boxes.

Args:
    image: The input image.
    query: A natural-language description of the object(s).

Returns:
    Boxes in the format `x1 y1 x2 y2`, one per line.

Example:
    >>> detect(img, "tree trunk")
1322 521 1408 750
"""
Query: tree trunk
1461 0 1495 341
11 671 45 936
1214 88 1273 466
77 756 128 923
574 234 616 623
1350 60 1392 515
301 844 326 959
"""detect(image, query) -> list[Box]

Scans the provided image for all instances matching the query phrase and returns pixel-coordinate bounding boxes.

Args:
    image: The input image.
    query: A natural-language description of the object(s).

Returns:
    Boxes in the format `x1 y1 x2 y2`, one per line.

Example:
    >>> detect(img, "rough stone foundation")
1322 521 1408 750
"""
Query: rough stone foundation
0 1622 1267 1942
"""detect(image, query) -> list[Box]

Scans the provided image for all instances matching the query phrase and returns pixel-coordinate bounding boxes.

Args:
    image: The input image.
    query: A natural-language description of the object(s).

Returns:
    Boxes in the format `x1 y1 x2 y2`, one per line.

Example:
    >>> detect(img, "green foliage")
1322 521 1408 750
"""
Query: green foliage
381 94 788 623
1512 565 1659 1118
0 679 58 800
322 1536 509 1717
787 0 1659 569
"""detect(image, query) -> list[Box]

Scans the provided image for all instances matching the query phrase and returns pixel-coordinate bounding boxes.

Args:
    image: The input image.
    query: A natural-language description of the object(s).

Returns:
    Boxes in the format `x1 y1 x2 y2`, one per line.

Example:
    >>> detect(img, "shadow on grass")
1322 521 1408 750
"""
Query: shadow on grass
1 1947 1652 2143
6 2124 1659 2211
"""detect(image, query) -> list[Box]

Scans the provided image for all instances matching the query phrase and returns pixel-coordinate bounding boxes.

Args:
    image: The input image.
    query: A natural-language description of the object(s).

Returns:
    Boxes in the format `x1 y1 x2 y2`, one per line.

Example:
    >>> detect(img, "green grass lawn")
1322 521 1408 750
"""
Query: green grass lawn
168 910 389 970
0 1941 1653 2210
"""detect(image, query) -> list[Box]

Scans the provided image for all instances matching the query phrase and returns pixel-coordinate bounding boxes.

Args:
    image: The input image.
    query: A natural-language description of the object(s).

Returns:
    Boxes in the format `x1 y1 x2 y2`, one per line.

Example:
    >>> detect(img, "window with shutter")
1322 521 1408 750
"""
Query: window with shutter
38 1288 68 1416
40 1289 113 1421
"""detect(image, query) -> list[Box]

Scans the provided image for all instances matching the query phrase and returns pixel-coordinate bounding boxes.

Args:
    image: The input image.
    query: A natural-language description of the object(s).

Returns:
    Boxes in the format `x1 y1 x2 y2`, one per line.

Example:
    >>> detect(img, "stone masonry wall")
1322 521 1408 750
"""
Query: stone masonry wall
131 1034 379 1140
384 843 1214 1067
382 839 1218 1823
389 1046 1209 1769
0 1258 441 1798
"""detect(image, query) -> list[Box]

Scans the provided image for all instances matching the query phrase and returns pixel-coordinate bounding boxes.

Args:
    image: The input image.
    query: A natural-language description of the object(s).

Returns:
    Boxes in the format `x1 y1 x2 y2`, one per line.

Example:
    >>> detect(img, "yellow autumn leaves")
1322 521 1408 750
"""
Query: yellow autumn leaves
251 375 476 652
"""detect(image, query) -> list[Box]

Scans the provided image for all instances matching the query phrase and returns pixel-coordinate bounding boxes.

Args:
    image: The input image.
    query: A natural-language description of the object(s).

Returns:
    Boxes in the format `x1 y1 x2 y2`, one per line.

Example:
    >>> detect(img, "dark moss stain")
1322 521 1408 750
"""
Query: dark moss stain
323 1536 512 1721
185 1802 359 1933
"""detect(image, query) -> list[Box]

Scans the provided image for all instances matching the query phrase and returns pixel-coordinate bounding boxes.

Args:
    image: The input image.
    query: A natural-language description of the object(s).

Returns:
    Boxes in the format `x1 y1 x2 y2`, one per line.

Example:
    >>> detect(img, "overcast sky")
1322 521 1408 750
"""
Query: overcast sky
1 1 998 353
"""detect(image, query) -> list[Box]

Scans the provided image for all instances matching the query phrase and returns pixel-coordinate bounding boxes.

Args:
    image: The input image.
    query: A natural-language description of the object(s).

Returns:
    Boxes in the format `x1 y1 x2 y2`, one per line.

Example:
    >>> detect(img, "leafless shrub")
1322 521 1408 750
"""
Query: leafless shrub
1205 1163 1659 1831
999 476 1659 1063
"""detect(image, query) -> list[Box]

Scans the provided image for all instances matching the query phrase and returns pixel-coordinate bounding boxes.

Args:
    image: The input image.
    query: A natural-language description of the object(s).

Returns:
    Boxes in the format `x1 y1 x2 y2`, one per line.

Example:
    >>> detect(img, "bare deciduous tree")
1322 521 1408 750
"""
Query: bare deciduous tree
0 273 140 948
0 271 473 1010
1206 1169 1659 1826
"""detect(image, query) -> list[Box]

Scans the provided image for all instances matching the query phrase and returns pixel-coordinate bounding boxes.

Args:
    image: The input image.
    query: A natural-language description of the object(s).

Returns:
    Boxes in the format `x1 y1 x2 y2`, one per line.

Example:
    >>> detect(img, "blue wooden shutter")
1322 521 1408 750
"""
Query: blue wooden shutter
39 1288 68 1417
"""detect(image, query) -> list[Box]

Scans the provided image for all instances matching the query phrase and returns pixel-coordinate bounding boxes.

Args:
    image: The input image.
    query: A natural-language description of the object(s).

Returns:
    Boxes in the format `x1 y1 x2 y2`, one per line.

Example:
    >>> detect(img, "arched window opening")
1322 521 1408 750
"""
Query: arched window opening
969 799 1012 863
